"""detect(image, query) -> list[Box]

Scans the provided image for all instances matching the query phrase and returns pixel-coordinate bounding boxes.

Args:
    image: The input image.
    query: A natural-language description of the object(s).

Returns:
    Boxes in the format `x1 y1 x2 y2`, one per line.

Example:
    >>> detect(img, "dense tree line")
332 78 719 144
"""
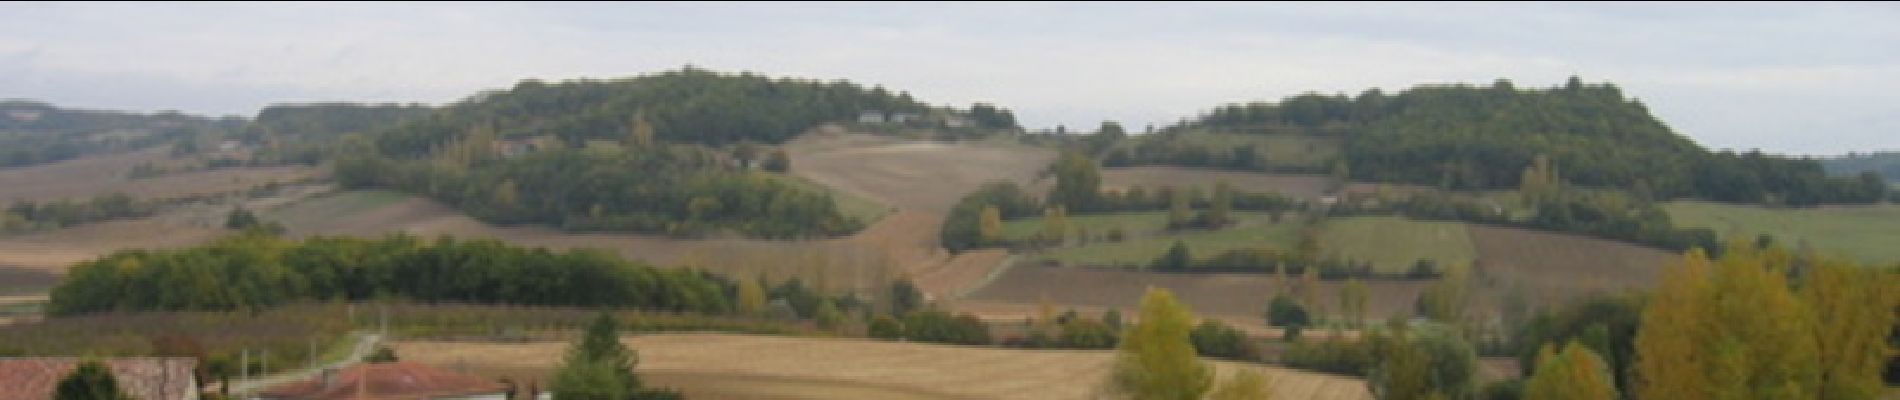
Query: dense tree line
1 193 155 233
367 68 930 154
47 233 736 315
1822 151 1900 184
1169 78 1887 205
237 103 433 165
336 141 861 239
0 100 243 168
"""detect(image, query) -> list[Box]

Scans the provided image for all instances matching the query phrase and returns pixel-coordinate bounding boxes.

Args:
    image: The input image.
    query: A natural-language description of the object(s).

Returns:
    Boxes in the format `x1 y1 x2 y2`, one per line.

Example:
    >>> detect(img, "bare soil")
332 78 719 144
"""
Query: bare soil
0 147 320 203
1467 225 1674 307
395 333 1373 400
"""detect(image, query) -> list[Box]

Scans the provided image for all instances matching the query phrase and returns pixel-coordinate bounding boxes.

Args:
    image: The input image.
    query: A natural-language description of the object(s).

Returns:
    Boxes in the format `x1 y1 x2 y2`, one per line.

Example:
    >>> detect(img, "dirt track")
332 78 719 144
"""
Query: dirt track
396 333 1373 400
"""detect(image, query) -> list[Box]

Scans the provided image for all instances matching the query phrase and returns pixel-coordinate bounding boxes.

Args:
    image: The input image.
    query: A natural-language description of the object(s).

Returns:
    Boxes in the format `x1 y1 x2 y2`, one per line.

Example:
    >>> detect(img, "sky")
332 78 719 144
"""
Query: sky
2 2 1897 156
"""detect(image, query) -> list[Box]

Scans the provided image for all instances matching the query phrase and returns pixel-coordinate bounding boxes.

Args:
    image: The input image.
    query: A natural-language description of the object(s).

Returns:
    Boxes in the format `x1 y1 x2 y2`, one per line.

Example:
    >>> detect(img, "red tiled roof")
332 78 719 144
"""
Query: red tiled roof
0 357 198 400
256 361 508 400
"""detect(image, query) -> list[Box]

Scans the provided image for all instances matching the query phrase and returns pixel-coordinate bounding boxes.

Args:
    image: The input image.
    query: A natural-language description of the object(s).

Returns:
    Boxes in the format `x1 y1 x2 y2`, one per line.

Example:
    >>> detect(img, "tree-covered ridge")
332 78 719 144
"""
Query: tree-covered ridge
369 67 932 157
1171 78 1885 205
333 68 969 238
0 100 242 168
1822 151 1900 185
47 233 735 316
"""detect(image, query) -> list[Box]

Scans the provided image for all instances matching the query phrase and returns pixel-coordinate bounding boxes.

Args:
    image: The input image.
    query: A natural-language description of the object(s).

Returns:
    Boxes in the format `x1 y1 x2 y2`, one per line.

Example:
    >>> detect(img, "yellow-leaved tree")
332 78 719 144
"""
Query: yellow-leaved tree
1110 287 1211 400
1524 341 1618 400
1804 254 1899 400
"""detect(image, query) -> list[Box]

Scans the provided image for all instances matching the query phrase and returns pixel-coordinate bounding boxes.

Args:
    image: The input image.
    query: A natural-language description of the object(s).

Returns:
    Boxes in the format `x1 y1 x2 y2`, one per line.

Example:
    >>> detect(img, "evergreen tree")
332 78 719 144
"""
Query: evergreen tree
552 313 641 399
1111 288 1212 400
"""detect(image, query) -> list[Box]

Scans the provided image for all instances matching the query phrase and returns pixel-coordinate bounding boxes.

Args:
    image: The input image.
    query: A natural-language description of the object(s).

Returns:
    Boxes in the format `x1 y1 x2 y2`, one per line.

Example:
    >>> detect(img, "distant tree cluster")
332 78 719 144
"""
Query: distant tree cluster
48 233 735 315
337 144 861 239
0 100 241 168
238 103 432 165
1169 78 1887 206
1 193 155 233
940 181 1043 252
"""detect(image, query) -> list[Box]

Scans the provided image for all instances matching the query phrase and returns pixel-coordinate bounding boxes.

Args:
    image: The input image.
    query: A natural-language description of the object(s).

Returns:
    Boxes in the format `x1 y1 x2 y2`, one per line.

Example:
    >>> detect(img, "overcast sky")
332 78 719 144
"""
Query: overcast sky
3 2 1896 156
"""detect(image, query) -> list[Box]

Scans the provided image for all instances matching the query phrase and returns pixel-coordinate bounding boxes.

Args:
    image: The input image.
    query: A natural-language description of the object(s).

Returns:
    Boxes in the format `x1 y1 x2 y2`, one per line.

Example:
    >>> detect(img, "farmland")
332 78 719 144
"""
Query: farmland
1003 211 1305 267
395 333 1374 400
0 146 321 203
959 264 1427 325
1466 224 1675 306
1319 216 1477 273
1663 201 1900 265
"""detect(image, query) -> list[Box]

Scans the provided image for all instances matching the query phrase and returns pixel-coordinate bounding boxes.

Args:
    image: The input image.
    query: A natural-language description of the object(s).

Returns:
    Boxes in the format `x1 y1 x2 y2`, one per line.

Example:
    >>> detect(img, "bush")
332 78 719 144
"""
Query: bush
1282 335 1375 376
868 315 903 340
1266 294 1310 328
1190 320 1255 360
1058 319 1119 349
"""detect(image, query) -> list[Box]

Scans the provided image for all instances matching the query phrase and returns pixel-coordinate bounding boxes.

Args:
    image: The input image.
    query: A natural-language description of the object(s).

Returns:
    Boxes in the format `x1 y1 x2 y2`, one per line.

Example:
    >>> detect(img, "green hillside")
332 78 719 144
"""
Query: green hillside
1663 201 1900 265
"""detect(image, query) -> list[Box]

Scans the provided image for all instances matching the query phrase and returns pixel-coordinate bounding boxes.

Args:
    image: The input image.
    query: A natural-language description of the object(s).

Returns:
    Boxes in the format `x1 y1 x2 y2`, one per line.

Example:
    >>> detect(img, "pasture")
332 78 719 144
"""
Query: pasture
1663 201 1900 265
1319 216 1477 274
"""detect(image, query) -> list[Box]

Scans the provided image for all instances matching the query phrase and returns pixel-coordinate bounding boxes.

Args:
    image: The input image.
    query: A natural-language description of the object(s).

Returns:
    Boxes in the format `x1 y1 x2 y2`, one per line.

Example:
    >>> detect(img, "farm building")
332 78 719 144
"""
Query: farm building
254 361 512 400
0 357 199 400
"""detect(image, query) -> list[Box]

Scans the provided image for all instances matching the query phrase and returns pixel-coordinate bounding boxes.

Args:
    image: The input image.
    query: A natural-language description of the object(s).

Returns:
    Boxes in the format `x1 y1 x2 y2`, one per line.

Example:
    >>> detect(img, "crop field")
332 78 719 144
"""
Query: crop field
1466 225 1675 307
1012 213 1306 268
1663 201 1900 265
1319 216 1477 274
0 146 321 203
395 333 1374 400
960 264 1428 325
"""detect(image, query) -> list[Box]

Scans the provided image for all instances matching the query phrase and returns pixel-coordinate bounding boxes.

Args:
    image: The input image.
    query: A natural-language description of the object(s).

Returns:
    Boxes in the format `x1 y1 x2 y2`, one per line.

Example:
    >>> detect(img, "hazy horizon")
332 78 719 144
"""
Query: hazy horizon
4 2 1896 156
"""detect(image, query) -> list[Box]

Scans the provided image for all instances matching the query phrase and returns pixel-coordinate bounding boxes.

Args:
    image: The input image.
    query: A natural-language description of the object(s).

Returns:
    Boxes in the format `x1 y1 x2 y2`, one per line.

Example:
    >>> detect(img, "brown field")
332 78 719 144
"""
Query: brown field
395 333 1373 400
1077 166 1427 201
1467 225 1675 306
0 147 321 203
0 267 60 295
0 218 228 271
957 264 1428 326
784 127 1056 213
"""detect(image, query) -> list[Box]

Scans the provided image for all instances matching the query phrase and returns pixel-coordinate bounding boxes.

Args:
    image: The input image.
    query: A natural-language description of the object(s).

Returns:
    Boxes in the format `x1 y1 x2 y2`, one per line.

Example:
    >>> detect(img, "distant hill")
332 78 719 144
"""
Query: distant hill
1169 77 1886 205
338 68 1015 238
0 100 240 168
1820 151 1900 184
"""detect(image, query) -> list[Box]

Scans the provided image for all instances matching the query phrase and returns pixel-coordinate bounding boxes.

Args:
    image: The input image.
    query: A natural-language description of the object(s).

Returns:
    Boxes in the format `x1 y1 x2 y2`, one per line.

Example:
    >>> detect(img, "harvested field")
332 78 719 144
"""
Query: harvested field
0 218 227 271
959 264 1428 325
1467 225 1674 307
784 128 1055 213
395 333 1373 400
0 267 59 295
0 147 320 203
1094 166 1336 200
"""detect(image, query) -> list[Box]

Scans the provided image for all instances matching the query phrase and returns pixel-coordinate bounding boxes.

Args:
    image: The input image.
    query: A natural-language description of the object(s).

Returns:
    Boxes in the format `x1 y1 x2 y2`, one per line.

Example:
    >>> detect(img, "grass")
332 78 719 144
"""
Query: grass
264 189 412 229
763 172 895 225
1003 211 1306 267
1663 201 1900 265
1318 216 1477 274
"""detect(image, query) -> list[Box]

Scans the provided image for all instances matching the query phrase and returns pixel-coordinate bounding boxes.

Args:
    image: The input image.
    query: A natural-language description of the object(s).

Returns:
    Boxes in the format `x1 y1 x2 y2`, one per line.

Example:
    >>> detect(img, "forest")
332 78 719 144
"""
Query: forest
47 233 735 315
328 68 1014 238
1166 78 1887 205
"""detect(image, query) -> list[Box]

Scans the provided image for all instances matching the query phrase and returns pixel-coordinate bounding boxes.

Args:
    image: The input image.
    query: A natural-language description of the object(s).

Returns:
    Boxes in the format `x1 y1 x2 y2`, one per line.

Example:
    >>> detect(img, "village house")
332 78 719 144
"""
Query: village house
253 361 513 400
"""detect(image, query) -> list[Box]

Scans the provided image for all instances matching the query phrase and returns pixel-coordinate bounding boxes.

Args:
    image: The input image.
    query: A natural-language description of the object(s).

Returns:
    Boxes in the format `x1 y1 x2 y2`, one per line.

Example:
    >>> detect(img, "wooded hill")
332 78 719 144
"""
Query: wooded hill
0 100 243 168
1167 77 1886 206
335 68 1009 238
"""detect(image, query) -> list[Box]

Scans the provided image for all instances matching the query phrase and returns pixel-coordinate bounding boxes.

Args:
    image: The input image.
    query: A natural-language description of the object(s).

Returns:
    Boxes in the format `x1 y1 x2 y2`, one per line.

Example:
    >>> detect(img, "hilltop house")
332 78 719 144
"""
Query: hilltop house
0 357 199 400
254 361 512 400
